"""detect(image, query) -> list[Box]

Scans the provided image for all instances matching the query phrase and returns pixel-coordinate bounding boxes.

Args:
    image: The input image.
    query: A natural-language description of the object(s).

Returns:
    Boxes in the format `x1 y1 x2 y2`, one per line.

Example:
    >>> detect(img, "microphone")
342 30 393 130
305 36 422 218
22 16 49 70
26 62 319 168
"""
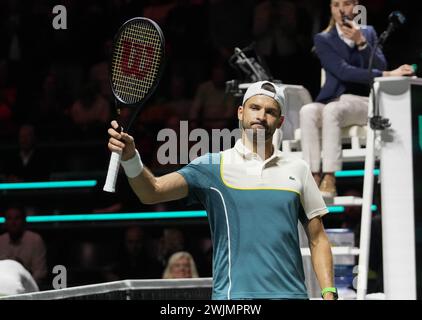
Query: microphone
379 11 406 45
368 11 406 130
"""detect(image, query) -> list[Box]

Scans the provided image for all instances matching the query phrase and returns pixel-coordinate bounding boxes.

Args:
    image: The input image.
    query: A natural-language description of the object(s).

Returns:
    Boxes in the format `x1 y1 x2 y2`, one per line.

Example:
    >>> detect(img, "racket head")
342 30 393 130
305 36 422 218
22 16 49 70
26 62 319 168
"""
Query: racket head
109 17 165 107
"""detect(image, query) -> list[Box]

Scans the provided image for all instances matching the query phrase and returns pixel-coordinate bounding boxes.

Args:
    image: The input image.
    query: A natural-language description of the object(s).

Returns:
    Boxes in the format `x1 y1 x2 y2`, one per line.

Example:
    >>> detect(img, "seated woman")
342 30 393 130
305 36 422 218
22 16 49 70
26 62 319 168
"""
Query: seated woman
300 0 414 197
162 251 199 279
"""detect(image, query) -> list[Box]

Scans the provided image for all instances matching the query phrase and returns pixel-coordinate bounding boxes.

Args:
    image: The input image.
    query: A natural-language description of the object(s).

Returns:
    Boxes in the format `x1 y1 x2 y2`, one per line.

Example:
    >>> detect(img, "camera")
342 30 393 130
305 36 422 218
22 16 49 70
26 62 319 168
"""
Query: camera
341 10 353 28
225 44 274 96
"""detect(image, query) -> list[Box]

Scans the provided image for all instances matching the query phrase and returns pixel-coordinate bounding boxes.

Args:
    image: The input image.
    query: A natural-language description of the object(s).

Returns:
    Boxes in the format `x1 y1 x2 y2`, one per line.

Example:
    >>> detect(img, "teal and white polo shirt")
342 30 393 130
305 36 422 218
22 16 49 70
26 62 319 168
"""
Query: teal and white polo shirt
177 139 328 300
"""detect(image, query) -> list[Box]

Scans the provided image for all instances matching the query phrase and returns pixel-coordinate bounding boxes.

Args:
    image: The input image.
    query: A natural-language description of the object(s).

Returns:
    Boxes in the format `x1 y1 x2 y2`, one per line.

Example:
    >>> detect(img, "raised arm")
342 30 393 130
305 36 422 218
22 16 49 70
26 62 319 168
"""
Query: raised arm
108 120 188 204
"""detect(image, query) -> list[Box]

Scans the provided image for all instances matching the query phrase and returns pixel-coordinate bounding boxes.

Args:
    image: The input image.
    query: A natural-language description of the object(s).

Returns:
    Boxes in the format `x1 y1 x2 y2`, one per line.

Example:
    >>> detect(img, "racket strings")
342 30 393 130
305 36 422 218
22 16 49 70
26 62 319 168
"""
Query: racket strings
115 27 160 86
111 20 163 104
113 30 160 101
114 27 159 85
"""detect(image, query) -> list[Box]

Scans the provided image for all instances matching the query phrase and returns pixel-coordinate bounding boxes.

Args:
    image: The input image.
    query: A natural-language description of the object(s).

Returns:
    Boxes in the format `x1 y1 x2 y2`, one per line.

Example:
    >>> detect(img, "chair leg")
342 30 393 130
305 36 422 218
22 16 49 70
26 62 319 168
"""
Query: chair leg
351 136 361 150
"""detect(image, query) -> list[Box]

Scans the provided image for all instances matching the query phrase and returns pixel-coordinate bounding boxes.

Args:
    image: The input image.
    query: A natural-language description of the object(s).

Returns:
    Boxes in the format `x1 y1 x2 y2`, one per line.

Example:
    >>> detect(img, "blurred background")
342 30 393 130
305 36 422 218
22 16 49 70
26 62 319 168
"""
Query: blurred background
0 0 421 292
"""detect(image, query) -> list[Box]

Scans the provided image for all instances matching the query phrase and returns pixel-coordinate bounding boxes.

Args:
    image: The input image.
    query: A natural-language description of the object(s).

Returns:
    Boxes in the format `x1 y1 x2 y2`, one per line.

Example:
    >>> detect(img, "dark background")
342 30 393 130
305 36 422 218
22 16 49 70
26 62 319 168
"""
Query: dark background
0 0 421 290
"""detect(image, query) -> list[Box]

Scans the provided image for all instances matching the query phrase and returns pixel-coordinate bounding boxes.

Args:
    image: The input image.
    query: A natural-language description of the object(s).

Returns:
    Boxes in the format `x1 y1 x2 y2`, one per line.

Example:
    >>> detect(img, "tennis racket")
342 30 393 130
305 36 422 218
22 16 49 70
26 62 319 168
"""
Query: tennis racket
103 17 165 193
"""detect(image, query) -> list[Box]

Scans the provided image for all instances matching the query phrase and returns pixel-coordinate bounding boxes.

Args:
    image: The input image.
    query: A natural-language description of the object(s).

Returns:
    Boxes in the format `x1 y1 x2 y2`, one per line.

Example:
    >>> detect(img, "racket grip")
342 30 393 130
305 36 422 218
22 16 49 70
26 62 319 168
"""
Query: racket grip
103 151 122 193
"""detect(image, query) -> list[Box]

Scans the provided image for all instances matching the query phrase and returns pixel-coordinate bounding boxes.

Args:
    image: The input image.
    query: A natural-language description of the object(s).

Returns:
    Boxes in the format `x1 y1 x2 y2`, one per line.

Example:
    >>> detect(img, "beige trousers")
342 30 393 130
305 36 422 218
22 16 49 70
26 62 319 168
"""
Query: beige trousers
299 94 369 173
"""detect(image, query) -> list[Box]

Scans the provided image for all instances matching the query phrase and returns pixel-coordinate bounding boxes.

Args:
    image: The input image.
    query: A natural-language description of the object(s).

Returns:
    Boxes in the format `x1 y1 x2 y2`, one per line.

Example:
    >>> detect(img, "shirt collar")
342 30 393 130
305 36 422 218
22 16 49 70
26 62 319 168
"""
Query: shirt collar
234 139 281 162
335 23 355 48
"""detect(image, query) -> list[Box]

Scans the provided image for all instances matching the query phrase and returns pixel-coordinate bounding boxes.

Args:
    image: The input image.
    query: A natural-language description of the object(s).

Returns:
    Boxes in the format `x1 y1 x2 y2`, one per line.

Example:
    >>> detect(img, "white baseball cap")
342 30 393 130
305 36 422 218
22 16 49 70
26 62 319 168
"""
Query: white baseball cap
242 81 285 114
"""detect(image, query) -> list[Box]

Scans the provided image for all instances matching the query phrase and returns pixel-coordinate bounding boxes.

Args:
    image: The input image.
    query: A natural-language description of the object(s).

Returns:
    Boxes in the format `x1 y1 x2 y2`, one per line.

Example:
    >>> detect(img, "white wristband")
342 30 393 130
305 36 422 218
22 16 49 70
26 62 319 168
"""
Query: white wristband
120 150 144 178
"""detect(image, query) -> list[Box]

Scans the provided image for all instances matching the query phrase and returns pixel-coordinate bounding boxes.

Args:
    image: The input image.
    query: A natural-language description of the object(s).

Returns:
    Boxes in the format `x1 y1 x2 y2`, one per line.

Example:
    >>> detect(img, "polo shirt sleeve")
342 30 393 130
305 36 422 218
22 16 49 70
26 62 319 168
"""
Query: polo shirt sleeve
176 153 212 206
300 162 329 220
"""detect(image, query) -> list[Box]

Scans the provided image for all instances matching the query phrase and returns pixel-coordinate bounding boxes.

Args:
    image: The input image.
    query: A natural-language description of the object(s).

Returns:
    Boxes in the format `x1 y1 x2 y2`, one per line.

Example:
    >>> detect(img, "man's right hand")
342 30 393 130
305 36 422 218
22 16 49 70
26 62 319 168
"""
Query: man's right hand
383 64 415 77
107 120 136 161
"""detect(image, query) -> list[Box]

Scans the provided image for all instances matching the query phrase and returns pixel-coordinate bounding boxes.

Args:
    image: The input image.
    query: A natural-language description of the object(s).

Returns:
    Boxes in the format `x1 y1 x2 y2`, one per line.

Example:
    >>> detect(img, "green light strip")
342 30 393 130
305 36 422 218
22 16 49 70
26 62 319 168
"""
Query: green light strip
327 206 345 213
327 205 377 213
0 180 97 190
335 170 380 178
0 206 378 223
27 211 208 222
0 171 380 189
419 116 422 152
0 211 207 223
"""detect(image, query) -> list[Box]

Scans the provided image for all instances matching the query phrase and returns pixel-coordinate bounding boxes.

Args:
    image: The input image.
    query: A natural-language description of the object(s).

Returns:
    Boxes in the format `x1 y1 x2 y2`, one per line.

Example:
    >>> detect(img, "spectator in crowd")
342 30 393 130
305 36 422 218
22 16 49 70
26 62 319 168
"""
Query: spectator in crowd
252 0 303 83
208 0 254 60
69 241 104 286
0 205 47 286
156 228 186 269
143 0 176 26
299 0 414 197
0 60 17 141
144 74 193 170
68 81 110 132
89 39 113 100
4 124 50 182
38 70 63 126
164 74 192 122
106 226 161 280
162 251 199 279
195 236 213 277
164 0 210 88
189 63 235 131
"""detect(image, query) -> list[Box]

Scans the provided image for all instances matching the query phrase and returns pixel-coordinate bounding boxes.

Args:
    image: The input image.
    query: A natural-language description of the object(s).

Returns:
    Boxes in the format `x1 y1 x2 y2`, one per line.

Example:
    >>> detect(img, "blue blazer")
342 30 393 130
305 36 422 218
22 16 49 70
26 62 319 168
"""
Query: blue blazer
314 25 387 103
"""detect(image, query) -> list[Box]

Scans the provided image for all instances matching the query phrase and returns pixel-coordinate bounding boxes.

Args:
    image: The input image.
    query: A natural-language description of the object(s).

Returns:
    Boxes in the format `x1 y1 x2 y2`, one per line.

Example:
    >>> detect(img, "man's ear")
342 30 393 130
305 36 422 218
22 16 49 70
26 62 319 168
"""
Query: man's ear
237 105 243 121
277 116 285 129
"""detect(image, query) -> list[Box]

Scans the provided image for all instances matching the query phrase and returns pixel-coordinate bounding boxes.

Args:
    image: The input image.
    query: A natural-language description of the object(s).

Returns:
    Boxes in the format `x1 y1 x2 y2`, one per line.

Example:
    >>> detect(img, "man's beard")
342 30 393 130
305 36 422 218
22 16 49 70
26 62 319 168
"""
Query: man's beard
240 119 274 141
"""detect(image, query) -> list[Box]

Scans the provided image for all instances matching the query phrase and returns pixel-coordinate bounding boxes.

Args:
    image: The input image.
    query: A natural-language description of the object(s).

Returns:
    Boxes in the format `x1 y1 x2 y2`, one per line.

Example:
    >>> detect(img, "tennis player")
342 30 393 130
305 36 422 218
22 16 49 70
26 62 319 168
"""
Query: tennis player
107 81 336 300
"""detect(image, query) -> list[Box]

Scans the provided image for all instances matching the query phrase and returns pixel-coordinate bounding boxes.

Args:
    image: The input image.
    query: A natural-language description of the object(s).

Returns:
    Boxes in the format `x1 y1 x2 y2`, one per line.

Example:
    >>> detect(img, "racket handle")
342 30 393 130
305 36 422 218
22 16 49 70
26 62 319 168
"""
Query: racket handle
103 151 122 193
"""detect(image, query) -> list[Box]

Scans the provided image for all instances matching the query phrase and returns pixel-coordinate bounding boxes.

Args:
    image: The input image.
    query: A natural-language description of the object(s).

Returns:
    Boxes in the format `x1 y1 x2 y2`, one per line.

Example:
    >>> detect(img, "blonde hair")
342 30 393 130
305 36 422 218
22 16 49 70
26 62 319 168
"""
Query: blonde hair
323 16 336 33
162 251 199 279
